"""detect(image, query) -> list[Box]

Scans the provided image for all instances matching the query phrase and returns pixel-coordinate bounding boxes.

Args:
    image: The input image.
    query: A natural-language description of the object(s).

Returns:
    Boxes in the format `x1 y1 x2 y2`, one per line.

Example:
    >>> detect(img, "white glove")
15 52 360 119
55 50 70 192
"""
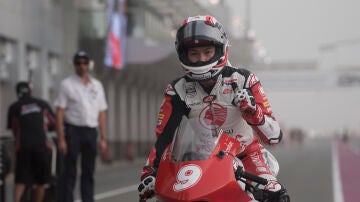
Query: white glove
233 89 257 113
138 176 156 199
233 89 264 125
254 180 290 202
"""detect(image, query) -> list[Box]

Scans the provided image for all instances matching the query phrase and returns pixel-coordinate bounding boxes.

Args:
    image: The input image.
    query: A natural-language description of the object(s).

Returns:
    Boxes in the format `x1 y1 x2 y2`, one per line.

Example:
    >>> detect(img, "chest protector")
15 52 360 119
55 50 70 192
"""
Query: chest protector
173 74 254 153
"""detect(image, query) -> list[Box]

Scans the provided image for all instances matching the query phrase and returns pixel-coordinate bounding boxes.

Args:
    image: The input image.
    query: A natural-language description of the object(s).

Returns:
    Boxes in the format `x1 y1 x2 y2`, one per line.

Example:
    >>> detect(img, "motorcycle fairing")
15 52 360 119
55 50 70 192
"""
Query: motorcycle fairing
155 131 252 202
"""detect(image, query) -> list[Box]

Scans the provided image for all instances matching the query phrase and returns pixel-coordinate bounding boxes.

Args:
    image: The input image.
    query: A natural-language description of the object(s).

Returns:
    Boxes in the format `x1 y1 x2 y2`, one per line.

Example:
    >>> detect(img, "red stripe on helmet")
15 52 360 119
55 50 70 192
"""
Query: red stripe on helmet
182 19 188 26
205 15 215 26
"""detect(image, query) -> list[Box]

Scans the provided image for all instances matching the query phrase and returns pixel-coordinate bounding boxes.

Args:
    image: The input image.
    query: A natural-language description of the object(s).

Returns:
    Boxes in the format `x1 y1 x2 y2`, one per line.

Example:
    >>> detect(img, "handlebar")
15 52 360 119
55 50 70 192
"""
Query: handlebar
235 166 268 185
219 150 269 185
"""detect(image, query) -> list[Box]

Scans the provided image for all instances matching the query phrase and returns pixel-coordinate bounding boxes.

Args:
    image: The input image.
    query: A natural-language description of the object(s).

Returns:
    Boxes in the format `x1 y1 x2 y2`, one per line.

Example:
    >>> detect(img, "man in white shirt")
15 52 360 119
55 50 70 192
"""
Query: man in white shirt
55 51 108 202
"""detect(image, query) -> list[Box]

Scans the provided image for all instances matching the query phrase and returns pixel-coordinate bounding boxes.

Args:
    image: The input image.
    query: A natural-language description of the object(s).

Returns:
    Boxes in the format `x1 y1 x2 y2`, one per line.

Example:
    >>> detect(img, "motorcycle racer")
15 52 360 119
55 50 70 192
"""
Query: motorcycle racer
139 15 290 201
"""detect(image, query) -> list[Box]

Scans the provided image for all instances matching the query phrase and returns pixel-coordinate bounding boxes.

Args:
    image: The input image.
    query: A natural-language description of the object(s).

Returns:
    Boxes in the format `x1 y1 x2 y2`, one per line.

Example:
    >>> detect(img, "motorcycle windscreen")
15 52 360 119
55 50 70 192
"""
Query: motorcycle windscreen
170 117 222 162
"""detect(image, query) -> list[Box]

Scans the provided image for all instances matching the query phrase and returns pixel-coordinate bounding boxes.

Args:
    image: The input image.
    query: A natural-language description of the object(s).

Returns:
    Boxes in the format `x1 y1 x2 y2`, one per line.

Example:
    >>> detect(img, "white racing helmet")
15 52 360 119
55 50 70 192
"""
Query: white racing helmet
175 15 229 81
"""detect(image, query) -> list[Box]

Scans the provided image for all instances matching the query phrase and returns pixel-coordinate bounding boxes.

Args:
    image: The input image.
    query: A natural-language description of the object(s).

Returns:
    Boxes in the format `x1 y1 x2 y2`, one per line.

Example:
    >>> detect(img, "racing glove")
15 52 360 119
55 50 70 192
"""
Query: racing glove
138 166 157 200
253 180 290 202
232 89 264 125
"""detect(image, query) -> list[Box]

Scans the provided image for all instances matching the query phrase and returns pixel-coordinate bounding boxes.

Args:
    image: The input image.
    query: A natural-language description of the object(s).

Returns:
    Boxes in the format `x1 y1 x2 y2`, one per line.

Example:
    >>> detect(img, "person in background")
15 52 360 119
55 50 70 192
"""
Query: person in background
54 51 108 202
7 81 55 202
138 15 290 201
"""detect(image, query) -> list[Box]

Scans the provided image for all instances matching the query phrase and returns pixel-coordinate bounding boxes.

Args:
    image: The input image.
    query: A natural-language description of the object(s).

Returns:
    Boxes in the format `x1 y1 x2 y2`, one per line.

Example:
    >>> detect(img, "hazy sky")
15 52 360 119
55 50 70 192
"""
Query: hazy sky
221 0 360 132
226 0 360 62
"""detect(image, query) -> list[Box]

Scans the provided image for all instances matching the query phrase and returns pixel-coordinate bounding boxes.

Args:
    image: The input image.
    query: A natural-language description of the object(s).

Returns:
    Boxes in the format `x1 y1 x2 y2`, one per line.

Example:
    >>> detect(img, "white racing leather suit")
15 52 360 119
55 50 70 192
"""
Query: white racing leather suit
145 65 282 180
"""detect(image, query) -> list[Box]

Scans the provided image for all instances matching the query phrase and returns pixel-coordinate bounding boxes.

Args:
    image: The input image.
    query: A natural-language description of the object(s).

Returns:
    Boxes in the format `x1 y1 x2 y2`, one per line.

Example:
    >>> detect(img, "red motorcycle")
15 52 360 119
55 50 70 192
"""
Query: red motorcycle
142 118 289 202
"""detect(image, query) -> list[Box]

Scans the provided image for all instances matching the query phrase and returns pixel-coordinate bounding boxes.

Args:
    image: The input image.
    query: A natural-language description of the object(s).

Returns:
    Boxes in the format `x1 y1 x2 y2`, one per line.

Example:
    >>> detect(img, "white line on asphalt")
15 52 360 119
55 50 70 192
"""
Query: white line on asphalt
74 184 138 202
332 140 344 202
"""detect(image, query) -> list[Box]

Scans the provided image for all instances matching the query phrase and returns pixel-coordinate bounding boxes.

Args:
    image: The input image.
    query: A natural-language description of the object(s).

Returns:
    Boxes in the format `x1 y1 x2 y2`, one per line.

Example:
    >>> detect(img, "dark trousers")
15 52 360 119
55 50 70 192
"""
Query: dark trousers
59 123 98 202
